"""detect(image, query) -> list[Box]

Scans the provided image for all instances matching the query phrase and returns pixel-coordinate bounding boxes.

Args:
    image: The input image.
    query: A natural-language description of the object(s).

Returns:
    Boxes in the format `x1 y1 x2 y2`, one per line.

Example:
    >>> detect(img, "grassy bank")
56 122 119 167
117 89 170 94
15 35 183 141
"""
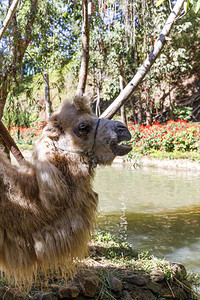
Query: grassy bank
0 231 199 299
88 231 200 297
128 148 200 162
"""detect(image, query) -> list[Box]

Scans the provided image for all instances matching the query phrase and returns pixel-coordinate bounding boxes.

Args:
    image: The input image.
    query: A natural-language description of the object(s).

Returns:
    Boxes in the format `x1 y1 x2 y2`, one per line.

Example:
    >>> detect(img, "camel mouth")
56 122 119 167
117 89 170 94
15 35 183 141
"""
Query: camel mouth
110 141 132 156
110 126 132 156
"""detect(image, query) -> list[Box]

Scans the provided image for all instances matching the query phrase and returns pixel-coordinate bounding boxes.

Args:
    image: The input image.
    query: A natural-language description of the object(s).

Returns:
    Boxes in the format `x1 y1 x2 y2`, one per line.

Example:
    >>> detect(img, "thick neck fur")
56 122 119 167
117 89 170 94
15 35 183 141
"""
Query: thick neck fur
0 135 97 232
33 135 95 208
0 139 98 281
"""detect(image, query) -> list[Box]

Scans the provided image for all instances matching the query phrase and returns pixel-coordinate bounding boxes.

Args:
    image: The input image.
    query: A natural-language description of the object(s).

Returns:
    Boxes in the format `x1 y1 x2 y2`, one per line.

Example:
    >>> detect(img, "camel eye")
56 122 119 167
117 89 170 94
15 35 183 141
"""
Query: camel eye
73 122 92 139
78 123 91 133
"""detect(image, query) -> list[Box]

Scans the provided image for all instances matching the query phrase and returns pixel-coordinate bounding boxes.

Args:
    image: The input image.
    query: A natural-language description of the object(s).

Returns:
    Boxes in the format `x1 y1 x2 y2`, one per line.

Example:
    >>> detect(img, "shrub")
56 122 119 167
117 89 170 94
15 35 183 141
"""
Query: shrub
9 122 45 145
128 120 200 156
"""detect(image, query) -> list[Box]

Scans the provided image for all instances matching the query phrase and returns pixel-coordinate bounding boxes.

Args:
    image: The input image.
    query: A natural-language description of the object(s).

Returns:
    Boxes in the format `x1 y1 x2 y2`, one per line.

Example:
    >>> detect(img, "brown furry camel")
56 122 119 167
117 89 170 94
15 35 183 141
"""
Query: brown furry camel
0 96 132 282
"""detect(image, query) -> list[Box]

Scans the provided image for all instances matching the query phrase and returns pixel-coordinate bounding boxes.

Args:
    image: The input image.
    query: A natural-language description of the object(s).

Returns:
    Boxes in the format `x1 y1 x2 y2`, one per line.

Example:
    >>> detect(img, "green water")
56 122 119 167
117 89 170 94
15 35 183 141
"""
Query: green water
94 164 200 273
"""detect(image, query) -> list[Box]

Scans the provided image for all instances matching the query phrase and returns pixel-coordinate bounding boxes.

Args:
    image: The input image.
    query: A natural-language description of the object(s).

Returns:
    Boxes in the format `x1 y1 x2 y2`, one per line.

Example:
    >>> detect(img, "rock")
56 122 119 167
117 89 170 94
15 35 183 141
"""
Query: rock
79 275 99 297
49 285 59 291
150 270 165 283
138 289 157 300
109 276 122 293
121 290 133 300
1 290 13 300
2 288 24 300
123 282 135 292
58 284 79 299
124 274 149 286
169 262 187 279
0 287 7 298
147 282 162 294
70 297 85 300
13 294 25 300
130 288 156 300
36 293 58 300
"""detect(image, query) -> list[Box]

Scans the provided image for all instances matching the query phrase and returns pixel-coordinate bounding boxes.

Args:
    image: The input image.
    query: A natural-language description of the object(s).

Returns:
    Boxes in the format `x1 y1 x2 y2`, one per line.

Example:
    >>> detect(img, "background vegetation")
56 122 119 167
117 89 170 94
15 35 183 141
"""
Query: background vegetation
0 0 199 126
0 0 200 159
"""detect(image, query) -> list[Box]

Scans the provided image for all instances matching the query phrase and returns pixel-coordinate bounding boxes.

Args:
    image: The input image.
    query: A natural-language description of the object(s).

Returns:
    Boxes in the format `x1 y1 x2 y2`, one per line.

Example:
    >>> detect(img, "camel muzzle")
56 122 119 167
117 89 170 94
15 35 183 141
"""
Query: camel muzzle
110 121 132 156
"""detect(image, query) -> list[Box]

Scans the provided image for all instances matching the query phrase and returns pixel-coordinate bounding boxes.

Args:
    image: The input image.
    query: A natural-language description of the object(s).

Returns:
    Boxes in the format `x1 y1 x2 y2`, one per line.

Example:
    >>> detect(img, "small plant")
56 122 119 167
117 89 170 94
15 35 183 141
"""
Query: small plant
173 106 193 121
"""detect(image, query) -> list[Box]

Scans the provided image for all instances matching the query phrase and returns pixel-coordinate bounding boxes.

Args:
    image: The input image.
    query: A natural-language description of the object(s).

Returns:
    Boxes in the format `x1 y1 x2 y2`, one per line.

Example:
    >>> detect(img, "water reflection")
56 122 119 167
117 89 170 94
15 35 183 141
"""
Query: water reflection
94 164 200 272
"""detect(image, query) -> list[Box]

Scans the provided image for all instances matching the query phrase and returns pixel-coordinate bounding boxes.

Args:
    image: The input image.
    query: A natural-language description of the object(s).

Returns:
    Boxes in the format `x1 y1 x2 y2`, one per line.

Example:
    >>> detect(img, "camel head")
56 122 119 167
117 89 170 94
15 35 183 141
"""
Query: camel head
45 95 132 166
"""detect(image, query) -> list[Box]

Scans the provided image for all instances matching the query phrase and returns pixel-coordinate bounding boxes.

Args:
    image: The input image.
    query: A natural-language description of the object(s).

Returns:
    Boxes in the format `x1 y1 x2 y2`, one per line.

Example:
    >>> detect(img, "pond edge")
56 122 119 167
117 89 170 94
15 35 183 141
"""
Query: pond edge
114 156 200 171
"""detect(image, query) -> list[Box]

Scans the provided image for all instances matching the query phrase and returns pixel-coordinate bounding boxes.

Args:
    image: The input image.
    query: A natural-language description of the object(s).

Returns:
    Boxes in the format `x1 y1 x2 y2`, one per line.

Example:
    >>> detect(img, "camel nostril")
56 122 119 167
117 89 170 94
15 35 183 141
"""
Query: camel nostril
115 122 128 131
113 121 131 142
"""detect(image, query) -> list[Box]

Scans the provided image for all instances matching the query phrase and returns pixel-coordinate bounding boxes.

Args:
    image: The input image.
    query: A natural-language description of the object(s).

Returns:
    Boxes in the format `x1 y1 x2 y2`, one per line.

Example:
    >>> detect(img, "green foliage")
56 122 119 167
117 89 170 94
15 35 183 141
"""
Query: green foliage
173 106 193 120
156 0 200 13
25 0 81 72
3 82 41 129
1 0 200 127
8 122 44 145
102 78 120 102
155 0 166 7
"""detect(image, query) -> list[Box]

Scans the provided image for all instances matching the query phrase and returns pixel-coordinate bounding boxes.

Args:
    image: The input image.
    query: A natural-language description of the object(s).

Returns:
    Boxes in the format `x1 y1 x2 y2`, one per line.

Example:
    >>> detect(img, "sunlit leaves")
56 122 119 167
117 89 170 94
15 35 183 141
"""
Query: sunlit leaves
155 0 166 8
193 0 200 12
155 0 200 12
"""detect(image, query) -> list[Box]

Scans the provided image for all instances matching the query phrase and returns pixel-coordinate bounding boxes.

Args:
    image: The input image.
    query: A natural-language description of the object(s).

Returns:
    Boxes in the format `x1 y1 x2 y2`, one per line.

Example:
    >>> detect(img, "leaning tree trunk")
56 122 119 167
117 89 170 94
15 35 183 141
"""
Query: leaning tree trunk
77 0 90 95
100 0 185 119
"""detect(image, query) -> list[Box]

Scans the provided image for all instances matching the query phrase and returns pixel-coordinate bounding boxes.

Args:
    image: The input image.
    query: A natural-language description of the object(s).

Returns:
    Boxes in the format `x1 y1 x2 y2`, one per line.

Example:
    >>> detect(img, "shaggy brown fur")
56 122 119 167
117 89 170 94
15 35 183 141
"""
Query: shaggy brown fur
0 96 131 283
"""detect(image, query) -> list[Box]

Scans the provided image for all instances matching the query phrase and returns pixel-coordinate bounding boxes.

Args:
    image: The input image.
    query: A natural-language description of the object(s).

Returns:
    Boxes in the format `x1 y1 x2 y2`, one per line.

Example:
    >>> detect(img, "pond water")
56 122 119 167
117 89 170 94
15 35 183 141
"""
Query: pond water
94 164 200 273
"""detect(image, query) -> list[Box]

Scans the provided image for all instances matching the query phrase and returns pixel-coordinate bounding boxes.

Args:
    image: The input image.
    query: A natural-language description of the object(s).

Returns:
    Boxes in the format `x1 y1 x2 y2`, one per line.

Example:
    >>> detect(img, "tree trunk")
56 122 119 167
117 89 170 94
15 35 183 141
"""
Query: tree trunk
137 98 142 125
0 74 9 119
146 107 152 125
44 72 52 119
169 81 174 119
100 0 185 119
77 0 90 95
119 75 127 124
95 68 102 116
96 87 101 116
129 97 137 123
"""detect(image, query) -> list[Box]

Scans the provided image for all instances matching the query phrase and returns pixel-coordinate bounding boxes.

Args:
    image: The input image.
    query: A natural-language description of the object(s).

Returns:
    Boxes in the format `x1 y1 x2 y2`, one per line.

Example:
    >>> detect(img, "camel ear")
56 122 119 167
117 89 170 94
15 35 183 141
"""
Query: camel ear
73 95 91 112
43 124 62 140
48 112 59 126
44 114 63 139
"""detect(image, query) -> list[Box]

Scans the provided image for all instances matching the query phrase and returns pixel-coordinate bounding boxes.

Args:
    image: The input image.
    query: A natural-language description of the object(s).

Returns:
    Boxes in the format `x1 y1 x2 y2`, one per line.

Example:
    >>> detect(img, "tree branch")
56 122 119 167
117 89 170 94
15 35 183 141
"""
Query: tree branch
100 0 185 119
0 0 20 41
